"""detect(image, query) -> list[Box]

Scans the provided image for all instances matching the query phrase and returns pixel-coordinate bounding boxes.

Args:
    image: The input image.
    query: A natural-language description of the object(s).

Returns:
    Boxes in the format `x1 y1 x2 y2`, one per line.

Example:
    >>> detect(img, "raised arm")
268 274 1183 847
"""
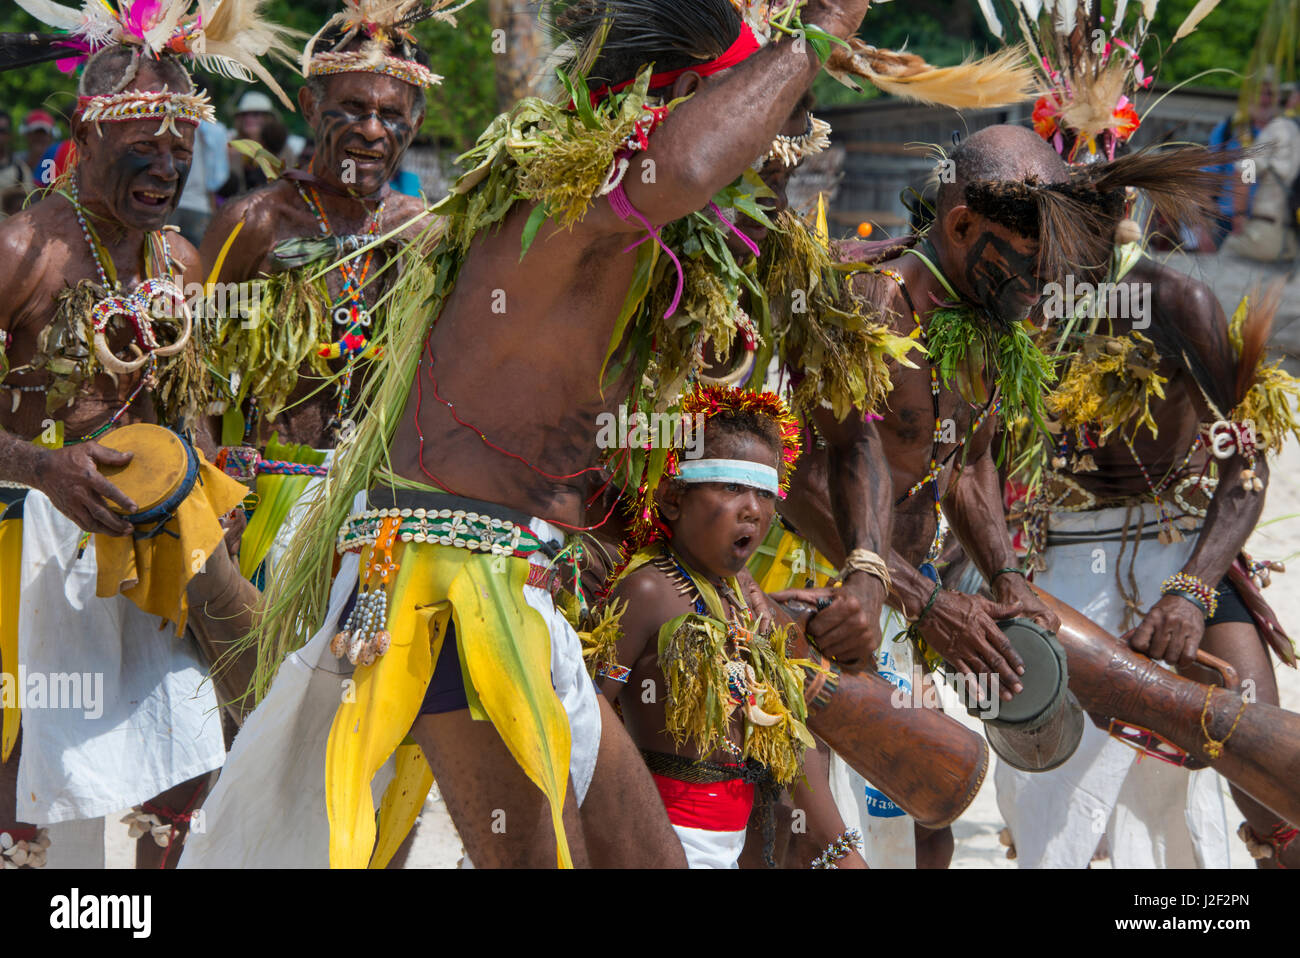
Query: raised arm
584 0 871 234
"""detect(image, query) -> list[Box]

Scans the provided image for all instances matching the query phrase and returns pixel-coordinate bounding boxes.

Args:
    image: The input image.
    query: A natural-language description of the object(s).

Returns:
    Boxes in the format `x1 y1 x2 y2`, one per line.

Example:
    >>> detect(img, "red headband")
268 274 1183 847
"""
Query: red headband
589 23 761 102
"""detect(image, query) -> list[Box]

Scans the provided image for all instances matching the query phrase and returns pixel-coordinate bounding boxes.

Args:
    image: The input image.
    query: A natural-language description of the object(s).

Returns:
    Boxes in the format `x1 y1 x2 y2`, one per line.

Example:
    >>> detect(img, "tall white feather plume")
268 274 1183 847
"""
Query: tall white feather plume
1172 0 1220 42
13 0 84 32
194 52 254 81
143 0 193 55
1112 0 1130 34
976 0 1004 38
1141 0 1159 20
1020 0 1044 22
1057 0 1077 36
76 3 121 49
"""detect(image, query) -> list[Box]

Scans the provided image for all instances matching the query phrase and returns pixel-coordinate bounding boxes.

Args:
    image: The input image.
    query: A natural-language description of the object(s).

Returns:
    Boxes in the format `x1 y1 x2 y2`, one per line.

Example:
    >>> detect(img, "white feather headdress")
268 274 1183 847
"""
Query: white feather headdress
14 0 299 107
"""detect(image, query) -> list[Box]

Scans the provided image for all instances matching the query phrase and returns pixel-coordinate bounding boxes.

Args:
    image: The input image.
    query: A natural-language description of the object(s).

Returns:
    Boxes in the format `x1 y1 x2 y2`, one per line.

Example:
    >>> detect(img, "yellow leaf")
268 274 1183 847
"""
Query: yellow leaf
325 547 445 868
369 742 435 870
450 554 574 868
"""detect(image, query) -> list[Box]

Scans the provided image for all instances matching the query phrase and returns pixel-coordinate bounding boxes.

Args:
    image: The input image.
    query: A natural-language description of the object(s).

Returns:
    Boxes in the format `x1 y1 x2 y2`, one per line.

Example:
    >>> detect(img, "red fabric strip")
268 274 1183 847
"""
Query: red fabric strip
652 772 754 831
589 23 761 102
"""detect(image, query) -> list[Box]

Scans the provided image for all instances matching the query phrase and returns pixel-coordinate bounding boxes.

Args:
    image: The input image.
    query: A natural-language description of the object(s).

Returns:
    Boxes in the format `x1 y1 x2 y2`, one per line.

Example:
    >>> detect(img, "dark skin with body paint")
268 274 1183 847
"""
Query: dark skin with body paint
780 127 1071 701
0 64 202 535
200 70 431 449
0 63 222 870
601 429 866 868
394 1 877 867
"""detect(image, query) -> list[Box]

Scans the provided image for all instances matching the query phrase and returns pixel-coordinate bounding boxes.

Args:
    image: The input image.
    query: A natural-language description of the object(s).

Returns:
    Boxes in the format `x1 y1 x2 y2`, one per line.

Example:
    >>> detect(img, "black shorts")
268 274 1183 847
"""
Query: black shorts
419 620 470 715
1207 576 1253 627
0 486 27 517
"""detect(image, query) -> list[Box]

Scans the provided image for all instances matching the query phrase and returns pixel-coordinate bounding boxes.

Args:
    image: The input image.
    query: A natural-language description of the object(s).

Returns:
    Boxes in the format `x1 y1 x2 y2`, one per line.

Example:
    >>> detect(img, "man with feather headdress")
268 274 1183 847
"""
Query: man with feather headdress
973 0 1300 870
198 1 454 586
183 0 920 870
0 0 293 868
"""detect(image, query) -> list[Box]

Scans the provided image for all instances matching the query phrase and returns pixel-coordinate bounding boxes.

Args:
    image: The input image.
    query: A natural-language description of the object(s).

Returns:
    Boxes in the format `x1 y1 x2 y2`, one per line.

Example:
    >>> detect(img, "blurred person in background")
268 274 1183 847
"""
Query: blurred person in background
0 110 33 217
219 90 288 198
1224 82 1300 262
1207 72 1278 247
18 109 57 185
172 117 231 245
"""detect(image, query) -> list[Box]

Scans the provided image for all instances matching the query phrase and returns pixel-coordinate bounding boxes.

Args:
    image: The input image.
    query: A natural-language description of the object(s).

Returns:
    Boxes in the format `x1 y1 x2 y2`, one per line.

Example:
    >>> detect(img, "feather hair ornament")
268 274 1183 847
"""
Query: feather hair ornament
977 0 1222 161
301 0 475 87
8 0 299 108
727 0 1041 108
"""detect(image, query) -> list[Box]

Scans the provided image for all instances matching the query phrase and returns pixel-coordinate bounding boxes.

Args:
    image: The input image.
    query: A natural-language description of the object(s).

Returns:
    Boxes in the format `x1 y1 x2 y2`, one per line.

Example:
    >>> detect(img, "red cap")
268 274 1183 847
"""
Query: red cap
21 110 57 136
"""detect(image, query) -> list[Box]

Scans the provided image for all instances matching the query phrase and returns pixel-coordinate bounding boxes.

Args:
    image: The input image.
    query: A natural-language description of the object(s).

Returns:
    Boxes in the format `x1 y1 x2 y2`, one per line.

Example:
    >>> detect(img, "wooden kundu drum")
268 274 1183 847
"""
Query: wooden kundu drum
784 599 988 828
956 618 1084 772
1031 584 1300 826
97 423 200 538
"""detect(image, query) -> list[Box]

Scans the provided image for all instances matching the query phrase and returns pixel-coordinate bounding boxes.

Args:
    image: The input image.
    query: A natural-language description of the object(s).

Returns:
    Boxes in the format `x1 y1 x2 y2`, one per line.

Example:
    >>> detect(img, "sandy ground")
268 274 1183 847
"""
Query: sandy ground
99 245 1300 869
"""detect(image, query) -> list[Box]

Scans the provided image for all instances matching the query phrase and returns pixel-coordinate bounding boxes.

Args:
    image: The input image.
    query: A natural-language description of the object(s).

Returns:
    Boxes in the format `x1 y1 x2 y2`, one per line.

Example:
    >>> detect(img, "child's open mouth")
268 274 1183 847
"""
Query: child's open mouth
733 534 752 551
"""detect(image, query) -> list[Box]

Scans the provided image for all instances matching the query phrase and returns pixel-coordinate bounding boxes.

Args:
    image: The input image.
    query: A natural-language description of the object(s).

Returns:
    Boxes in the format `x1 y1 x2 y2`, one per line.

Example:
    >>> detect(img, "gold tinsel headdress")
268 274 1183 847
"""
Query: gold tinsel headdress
626 383 802 548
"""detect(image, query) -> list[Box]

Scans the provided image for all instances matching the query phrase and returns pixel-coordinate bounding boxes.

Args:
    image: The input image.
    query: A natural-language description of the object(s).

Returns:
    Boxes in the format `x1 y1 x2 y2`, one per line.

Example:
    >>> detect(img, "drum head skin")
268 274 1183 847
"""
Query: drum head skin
957 618 1084 772
985 619 1067 729
97 424 188 515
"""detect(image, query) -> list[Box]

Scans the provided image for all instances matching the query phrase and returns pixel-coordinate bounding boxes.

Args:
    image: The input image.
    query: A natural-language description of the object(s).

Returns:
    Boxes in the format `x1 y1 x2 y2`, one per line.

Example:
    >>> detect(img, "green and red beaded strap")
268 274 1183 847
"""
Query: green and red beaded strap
335 506 545 560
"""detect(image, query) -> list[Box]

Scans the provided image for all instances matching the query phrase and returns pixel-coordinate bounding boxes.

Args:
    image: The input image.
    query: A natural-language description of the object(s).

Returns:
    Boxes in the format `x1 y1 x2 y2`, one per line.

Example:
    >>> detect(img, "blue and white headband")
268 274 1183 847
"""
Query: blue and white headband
675 458 779 495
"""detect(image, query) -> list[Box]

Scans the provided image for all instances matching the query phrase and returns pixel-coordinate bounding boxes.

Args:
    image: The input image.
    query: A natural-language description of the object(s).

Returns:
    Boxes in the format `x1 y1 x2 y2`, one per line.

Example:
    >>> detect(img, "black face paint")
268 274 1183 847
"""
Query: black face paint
91 124 193 234
965 231 1041 327
315 80 420 196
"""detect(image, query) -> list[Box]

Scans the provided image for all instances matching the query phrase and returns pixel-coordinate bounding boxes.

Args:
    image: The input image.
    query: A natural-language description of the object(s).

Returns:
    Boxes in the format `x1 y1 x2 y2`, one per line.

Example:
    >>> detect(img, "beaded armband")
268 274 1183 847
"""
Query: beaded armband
595 663 632 684
1200 419 1264 492
810 828 862 868
1160 572 1218 620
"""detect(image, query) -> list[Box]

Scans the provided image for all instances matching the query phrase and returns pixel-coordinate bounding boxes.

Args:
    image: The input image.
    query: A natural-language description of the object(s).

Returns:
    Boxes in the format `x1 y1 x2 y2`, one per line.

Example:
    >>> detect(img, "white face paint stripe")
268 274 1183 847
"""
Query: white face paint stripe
676 458 778 494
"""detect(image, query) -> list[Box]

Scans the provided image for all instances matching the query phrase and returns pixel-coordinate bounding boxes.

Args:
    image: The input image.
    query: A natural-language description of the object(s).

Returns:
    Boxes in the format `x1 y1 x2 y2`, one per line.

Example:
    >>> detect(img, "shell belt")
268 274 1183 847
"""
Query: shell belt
335 506 545 558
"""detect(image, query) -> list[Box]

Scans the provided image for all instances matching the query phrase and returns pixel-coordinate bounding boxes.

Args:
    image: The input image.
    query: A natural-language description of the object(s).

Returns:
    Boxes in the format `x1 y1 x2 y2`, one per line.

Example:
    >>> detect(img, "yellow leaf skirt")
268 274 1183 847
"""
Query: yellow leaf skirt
326 535 577 868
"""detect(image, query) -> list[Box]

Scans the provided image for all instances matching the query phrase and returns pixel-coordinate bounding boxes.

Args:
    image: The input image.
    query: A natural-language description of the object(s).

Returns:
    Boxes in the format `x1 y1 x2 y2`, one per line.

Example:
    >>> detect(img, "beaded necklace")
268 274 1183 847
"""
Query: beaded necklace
871 265 1000 563
650 544 757 758
62 179 171 445
1049 317 1208 543
295 184 387 431
70 178 174 294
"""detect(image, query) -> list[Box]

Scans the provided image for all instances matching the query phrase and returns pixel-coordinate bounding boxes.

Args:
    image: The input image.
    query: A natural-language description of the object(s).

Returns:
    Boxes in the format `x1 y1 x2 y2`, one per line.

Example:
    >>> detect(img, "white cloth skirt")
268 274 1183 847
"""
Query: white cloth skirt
15 491 225 825
994 502 1230 868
